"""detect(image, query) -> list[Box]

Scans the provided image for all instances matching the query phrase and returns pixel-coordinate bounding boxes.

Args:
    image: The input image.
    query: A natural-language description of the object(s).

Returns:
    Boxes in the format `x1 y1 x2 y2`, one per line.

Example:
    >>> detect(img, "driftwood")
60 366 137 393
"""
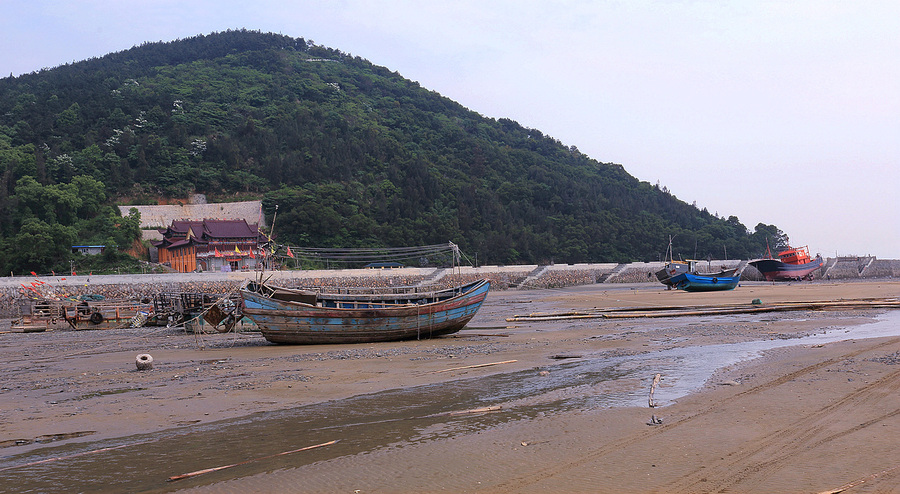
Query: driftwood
168 439 338 481
649 373 661 408
816 461 900 494
0 440 154 472
448 405 503 416
430 360 518 374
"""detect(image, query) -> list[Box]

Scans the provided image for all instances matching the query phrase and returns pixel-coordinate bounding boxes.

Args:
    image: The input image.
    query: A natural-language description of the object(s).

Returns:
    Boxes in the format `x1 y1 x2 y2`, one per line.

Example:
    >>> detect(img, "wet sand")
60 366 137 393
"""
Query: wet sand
2 280 900 493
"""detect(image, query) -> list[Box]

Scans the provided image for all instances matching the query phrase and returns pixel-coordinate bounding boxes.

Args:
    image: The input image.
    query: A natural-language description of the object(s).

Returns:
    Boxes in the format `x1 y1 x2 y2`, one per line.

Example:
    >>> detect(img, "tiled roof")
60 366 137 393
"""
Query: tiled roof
203 219 259 238
158 219 261 244
166 238 193 249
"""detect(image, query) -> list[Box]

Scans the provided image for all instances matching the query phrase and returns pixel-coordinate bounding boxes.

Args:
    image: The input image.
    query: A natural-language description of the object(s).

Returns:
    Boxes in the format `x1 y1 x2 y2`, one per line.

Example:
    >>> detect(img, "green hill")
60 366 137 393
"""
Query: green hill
0 29 786 274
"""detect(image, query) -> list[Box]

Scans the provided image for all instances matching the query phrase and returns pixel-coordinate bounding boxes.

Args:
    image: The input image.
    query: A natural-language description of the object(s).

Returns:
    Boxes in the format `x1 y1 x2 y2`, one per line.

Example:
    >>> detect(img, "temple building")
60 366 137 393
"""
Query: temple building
153 219 265 272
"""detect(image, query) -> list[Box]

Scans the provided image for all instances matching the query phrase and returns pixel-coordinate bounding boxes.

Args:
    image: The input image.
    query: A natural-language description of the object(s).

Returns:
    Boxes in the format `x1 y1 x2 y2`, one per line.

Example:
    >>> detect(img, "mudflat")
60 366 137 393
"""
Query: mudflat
2 280 900 493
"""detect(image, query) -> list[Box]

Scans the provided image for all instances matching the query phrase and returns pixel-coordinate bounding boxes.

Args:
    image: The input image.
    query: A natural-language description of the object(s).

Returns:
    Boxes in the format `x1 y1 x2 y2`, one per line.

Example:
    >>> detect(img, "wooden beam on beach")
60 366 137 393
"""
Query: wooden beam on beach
448 405 502 416
0 440 155 472
430 360 518 374
167 439 338 482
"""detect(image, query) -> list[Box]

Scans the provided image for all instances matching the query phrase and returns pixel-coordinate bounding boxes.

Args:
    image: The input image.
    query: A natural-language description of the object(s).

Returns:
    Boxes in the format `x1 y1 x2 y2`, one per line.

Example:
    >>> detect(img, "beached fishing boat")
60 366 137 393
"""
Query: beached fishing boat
656 261 691 287
240 279 491 344
668 270 741 292
655 237 690 287
749 245 824 281
655 238 739 289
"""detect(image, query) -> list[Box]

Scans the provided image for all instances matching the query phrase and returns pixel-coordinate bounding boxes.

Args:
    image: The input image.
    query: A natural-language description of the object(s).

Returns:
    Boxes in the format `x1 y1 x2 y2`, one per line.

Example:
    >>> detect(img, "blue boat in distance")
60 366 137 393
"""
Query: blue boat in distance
241 278 490 344
668 270 741 292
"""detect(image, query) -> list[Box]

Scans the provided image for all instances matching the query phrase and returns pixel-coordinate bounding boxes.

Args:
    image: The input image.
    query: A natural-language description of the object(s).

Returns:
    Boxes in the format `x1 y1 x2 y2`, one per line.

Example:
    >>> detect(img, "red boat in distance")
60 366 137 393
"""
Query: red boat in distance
749 244 824 281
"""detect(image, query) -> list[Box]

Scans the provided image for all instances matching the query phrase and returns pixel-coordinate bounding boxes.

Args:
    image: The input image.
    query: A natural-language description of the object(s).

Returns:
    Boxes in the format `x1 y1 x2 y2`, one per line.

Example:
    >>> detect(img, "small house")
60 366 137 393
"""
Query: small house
72 245 106 255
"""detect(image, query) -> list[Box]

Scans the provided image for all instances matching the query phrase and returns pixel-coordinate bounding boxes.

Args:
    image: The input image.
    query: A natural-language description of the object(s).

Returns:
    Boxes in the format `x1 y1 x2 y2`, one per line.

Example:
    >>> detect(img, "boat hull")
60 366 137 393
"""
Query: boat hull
669 272 740 292
241 279 490 344
655 262 690 286
749 257 823 281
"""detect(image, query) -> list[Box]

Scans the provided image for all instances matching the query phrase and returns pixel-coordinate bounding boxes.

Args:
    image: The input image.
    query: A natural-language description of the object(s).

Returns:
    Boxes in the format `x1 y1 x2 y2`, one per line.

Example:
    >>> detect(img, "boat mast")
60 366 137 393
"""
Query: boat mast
449 241 460 275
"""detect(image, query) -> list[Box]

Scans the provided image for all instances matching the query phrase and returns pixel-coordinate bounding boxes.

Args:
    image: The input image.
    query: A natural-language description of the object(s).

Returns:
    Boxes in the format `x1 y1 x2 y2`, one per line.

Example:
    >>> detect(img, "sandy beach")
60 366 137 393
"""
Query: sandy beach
2 279 900 493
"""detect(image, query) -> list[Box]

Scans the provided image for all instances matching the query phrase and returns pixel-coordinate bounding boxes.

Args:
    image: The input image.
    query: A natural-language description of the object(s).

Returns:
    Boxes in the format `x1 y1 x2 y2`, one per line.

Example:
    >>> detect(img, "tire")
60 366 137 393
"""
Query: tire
90 312 104 324
135 353 154 371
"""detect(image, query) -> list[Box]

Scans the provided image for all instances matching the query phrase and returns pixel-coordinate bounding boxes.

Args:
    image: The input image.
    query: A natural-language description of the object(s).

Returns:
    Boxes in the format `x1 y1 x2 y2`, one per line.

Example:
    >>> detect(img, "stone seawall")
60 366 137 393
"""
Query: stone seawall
3 259 897 319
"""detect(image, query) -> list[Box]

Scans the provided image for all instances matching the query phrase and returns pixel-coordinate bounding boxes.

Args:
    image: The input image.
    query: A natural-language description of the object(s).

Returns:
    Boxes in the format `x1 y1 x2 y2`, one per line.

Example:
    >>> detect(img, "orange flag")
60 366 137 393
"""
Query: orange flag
287 247 295 258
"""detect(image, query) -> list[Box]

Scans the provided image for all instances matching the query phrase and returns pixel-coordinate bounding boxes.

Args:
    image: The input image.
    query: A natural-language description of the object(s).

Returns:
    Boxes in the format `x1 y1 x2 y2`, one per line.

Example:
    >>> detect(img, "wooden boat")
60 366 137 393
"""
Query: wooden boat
240 279 491 344
656 261 691 287
655 237 690 287
749 244 823 281
668 270 741 292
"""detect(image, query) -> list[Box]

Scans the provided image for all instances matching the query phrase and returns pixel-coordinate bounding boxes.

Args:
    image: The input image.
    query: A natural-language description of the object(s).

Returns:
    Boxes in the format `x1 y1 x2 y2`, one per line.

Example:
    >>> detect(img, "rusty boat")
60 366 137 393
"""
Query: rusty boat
240 278 490 344
749 244 824 281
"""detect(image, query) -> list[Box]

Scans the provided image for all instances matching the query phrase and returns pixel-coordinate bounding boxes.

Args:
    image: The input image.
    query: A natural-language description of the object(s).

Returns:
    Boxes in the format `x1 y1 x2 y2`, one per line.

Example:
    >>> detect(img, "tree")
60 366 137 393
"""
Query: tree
0 218 75 274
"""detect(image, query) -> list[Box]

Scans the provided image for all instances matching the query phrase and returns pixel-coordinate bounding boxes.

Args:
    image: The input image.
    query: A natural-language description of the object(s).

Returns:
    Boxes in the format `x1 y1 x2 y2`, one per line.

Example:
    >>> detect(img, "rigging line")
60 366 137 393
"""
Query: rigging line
289 249 453 260
290 250 451 258
290 254 451 263
289 244 451 252
291 242 453 253
286 242 454 253
292 249 448 258
292 244 449 252
285 248 459 262
293 248 450 256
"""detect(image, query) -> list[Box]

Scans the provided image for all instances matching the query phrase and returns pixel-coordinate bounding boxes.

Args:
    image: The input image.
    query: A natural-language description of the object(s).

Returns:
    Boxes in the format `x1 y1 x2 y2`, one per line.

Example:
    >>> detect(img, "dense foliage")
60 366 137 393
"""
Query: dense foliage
0 29 787 273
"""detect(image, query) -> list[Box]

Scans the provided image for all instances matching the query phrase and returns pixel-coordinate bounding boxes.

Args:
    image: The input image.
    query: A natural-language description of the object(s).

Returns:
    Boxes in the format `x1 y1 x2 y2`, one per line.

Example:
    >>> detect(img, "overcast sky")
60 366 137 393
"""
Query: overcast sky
3 1 898 258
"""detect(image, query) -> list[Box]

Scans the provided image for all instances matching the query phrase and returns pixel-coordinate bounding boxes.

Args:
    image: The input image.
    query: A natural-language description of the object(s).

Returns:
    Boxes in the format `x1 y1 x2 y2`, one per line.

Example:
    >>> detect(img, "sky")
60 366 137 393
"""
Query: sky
2 1 898 258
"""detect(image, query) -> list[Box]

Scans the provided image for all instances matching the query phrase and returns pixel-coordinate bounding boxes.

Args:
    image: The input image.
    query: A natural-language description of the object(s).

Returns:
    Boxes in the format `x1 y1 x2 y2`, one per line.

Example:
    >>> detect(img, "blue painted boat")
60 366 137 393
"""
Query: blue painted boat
668 271 741 292
240 279 490 344
656 261 691 287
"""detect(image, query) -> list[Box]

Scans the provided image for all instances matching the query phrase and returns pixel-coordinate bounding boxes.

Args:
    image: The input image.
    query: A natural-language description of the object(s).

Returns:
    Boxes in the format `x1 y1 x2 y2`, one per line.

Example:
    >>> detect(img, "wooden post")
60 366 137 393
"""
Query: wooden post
649 373 661 408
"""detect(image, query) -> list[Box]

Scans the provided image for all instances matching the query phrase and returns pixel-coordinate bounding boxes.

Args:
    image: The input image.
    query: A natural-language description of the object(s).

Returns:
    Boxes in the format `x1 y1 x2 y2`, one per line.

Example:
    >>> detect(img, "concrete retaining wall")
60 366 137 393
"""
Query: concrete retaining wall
3 258 896 318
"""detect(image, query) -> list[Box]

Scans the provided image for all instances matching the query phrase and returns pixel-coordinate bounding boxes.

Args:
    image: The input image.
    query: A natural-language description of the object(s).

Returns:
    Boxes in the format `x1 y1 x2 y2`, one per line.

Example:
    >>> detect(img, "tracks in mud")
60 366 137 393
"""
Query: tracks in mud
488 336 900 493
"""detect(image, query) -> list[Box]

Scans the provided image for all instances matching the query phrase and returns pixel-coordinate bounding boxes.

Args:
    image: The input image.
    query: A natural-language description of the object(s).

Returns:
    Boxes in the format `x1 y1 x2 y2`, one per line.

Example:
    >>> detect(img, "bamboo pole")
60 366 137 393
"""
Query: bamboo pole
0 440 155 472
430 360 518 374
649 373 661 408
448 405 502 416
816 461 900 494
167 439 338 482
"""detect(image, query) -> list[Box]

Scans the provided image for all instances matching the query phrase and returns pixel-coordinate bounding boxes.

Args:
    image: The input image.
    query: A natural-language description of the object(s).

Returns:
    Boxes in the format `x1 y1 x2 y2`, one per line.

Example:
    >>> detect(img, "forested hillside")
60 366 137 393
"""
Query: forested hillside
0 29 786 274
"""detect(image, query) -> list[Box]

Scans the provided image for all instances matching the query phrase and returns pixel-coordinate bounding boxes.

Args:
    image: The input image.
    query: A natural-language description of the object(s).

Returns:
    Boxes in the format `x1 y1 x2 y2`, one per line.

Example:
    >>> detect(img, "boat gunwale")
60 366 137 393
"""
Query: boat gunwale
241 279 490 312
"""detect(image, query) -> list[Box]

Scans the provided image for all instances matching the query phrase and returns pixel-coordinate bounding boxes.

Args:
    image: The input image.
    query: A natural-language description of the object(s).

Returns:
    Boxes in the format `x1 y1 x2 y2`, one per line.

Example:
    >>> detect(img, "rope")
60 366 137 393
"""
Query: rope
271 241 465 266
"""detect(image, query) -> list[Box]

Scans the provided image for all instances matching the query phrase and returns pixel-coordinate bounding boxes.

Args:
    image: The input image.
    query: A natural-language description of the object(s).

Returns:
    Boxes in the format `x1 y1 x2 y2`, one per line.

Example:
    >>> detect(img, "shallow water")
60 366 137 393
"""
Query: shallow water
2 311 899 493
